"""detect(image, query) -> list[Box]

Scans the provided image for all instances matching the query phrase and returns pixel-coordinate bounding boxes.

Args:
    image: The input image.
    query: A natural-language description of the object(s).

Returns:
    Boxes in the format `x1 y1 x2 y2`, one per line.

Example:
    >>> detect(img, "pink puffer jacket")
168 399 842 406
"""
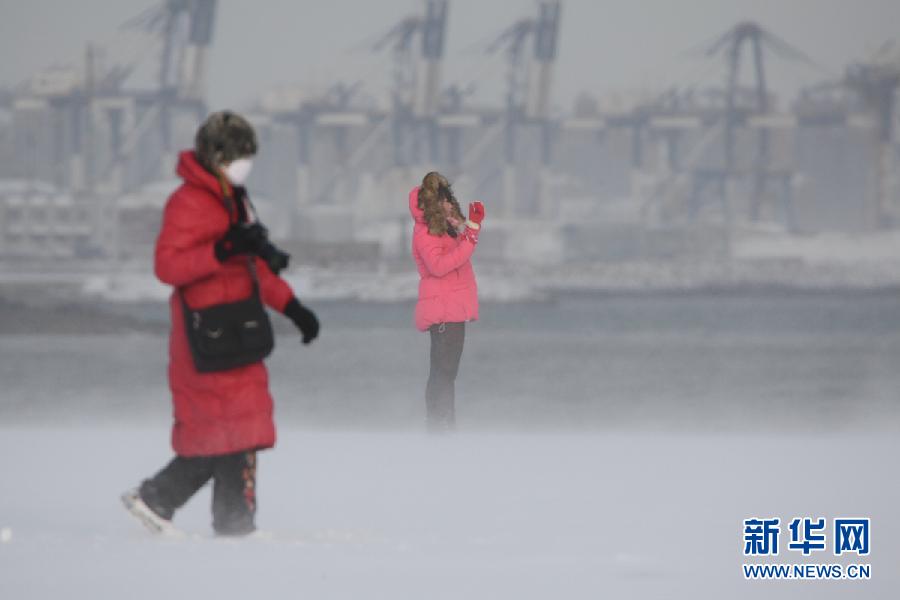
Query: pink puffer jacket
410 186 479 331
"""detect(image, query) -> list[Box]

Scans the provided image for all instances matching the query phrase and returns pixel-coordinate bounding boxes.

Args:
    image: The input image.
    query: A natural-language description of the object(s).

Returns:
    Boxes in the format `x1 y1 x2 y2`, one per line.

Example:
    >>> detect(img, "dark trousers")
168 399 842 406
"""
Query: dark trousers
139 451 257 535
426 322 465 430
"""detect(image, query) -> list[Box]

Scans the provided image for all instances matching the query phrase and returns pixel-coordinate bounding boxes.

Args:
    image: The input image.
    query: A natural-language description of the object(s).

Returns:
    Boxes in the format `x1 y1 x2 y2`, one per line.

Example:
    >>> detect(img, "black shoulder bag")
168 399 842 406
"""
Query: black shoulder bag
179 190 275 373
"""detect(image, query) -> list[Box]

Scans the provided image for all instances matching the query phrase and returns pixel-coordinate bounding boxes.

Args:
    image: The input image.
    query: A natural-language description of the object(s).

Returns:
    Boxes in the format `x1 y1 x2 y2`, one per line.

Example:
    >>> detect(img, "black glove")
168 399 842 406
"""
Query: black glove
214 223 268 262
284 297 320 345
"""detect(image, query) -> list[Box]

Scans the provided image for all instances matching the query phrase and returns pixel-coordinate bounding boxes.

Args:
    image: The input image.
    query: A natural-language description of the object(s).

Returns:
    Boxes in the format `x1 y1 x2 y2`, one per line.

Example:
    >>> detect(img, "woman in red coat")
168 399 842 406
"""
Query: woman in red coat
122 111 320 536
410 172 485 430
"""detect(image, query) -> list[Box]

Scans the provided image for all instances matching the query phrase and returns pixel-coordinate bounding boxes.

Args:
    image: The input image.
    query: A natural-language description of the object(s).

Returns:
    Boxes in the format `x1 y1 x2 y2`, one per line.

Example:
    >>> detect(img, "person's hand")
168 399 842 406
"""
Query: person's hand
214 223 268 262
284 298 320 345
460 200 484 244
467 201 485 229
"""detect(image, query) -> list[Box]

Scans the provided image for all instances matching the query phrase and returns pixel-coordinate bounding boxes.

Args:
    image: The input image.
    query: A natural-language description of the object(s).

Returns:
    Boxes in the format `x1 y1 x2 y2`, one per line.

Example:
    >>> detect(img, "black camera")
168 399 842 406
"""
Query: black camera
241 222 290 275
257 238 290 275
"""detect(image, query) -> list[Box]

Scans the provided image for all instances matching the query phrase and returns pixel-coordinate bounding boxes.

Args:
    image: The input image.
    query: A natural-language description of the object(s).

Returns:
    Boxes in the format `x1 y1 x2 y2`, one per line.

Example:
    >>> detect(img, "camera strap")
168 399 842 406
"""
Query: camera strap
218 182 261 292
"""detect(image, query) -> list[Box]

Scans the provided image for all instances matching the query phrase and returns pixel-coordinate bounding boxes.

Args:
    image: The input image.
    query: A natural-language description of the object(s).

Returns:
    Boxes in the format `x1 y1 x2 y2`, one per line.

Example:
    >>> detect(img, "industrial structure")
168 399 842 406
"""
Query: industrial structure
0 0 217 261
0 0 897 267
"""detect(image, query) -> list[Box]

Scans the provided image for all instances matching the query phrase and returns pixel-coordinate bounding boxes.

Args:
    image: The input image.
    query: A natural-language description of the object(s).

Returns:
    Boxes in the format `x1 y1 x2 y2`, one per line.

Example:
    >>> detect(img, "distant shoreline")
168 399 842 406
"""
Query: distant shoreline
5 256 900 306
2 283 898 336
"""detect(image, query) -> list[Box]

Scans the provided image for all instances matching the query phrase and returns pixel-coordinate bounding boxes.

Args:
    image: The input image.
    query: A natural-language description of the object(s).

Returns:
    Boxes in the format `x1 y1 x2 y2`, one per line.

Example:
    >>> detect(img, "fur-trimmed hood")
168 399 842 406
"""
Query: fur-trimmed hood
176 150 222 197
409 186 425 224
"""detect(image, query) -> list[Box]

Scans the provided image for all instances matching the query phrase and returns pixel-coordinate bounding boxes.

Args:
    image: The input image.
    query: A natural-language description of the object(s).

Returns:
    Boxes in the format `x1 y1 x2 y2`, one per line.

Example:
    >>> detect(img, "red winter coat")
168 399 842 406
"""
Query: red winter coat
155 151 294 457
409 186 479 331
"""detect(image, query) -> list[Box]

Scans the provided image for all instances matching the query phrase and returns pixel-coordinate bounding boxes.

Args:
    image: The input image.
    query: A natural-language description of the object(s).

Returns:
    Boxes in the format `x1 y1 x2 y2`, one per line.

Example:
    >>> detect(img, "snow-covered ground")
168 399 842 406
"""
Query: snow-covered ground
1 291 896 598
0 427 895 599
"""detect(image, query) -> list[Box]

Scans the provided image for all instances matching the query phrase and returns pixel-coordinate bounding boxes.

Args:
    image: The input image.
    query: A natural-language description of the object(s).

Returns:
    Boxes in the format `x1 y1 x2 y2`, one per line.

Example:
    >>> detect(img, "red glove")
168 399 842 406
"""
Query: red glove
467 201 485 228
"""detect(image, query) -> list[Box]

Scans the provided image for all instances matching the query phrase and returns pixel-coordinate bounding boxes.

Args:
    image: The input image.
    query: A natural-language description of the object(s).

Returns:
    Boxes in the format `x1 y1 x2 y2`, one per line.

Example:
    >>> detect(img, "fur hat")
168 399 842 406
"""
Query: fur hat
194 111 258 173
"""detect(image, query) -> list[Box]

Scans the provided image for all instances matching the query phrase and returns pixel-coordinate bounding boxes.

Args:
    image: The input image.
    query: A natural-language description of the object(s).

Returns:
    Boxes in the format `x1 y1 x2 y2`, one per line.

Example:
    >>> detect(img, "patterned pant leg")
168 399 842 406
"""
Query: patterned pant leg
211 450 257 535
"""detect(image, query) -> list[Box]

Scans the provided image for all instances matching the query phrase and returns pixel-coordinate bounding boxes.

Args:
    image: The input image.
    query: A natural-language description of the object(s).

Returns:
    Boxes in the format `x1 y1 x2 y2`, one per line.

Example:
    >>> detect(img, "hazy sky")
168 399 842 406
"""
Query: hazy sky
1 0 898 113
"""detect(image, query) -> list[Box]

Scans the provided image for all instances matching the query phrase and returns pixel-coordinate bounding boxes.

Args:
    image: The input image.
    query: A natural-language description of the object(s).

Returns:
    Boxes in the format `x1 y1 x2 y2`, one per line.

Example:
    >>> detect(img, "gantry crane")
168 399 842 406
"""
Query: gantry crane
484 0 560 165
371 0 448 165
690 21 815 224
845 44 900 228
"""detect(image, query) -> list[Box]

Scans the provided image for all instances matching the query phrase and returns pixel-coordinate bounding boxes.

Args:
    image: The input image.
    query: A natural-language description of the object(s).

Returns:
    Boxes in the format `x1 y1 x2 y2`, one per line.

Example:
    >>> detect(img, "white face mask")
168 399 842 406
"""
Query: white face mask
223 158 254 185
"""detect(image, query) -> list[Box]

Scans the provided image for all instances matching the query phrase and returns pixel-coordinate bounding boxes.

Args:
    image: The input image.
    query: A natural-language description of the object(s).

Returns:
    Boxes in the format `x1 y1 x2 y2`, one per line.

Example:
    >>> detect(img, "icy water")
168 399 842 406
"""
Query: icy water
1 289 898 431
1 290 898 598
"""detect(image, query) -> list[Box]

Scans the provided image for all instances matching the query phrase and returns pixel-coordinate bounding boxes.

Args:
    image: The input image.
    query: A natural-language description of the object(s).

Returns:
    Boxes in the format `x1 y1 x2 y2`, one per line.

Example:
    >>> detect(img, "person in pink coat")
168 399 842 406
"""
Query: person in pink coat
410 171 485 430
